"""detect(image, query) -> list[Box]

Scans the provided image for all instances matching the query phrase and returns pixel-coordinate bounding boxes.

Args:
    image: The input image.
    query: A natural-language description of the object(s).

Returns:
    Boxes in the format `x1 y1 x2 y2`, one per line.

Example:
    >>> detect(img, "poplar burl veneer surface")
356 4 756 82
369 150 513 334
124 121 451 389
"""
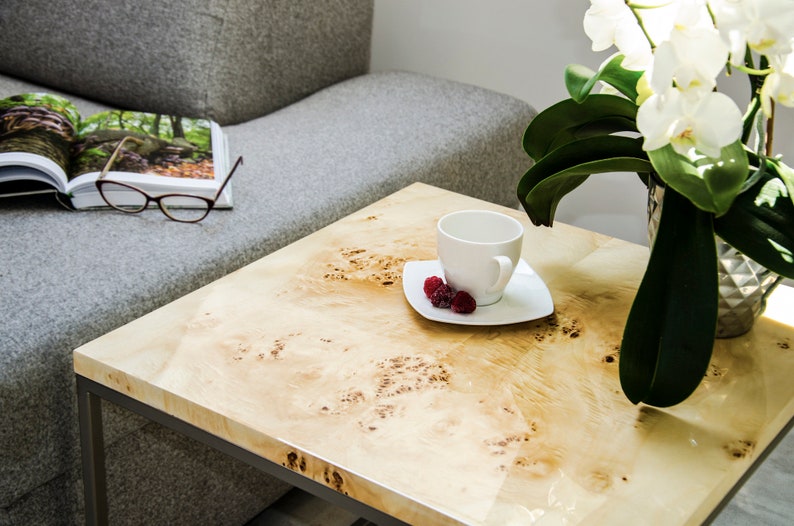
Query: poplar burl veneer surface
74 183 794 525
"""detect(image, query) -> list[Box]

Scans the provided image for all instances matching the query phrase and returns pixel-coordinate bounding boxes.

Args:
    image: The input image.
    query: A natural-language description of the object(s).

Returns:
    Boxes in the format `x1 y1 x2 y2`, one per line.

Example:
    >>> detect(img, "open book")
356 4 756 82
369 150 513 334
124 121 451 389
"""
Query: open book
0 93 231 209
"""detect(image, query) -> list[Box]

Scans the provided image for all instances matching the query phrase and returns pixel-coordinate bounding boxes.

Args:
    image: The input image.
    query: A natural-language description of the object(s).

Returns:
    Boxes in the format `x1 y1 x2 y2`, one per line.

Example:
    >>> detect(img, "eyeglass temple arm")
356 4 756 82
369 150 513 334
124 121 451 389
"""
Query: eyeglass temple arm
213 156 243 200
98 136 145 180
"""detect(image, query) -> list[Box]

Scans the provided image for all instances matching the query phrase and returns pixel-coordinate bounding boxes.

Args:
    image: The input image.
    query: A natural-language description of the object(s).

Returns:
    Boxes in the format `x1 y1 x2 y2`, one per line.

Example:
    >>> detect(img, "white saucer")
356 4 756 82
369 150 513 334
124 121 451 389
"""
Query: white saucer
402 259 554 326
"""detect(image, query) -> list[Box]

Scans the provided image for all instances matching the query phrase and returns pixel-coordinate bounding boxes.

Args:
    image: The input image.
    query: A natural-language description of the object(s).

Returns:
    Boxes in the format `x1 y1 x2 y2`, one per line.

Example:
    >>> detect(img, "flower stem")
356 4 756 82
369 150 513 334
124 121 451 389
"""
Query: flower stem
626 1 656 49
628 1 674 9
742 97 761 144
741 49 776 155
734 64 774 76
767 100 775 156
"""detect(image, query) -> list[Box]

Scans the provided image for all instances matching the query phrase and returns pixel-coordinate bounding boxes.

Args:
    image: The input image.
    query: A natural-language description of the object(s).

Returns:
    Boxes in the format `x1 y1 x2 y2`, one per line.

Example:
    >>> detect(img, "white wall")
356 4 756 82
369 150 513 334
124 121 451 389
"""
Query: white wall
370 0 793 248
372 0 595 114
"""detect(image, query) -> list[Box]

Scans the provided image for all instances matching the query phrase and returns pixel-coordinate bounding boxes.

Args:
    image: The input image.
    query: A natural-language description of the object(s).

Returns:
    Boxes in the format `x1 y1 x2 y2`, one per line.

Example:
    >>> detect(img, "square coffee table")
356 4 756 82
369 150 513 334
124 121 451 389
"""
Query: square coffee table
75 183 794 525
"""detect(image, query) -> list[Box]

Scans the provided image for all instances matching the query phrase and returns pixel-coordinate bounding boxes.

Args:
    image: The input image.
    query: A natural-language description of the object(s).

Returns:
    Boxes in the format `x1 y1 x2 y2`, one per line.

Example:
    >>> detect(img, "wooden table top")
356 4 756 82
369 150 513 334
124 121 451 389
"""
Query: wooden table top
74 183 794 525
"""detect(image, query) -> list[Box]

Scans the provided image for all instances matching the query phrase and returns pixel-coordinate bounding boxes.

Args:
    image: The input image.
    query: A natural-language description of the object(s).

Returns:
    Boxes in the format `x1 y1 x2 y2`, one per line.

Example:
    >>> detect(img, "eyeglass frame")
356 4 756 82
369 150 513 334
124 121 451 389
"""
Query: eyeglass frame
94 135 242 223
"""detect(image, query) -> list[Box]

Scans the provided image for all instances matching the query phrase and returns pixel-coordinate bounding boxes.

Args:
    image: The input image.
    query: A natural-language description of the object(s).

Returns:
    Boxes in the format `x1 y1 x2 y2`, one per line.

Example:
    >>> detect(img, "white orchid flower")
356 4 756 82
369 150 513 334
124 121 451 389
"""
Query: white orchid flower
761 52 794 114
637 0 692 44
709 0 794 63
649 8 729 93
637 88 743 157
584 0 654 69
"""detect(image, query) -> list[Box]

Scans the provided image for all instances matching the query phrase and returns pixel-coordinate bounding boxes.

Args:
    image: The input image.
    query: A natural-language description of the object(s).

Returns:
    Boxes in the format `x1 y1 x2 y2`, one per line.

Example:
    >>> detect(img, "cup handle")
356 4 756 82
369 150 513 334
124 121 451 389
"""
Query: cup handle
486 255 514 294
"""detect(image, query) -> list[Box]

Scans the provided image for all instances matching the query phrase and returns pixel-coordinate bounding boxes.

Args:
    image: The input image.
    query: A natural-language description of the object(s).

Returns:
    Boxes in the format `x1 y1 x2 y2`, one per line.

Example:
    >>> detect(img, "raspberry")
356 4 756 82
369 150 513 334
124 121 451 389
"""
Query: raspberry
429 283 456 308
423 275 445 298
451 290 477 313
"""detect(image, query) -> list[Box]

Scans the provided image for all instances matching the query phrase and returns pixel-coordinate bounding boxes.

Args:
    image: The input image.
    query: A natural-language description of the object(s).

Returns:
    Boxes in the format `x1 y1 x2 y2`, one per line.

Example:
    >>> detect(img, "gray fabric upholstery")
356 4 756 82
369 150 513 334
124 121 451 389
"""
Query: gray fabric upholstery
0 0 373 125
1 417 291 526
0 70 535 524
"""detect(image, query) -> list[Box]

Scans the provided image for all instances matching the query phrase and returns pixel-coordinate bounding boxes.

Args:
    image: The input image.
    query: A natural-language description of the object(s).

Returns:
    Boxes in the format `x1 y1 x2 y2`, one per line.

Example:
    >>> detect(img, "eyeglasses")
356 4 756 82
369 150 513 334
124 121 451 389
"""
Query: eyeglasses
95 136 242 223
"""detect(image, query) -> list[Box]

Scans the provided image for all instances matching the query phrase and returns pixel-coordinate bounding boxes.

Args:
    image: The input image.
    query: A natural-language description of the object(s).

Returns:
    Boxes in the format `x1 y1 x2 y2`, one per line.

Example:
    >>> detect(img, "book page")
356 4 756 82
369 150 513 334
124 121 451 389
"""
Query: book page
0 93 78 193
69 111 229 208
0 155 71 194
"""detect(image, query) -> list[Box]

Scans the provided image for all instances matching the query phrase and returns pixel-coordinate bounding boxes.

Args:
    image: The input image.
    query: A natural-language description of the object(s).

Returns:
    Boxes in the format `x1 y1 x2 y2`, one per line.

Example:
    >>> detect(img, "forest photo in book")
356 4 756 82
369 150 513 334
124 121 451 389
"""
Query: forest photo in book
0 93 231 209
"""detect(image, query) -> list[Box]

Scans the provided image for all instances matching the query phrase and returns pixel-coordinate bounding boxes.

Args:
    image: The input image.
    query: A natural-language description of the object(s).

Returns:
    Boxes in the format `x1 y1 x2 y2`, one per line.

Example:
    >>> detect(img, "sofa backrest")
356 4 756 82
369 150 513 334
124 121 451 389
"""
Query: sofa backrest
0 0 373 125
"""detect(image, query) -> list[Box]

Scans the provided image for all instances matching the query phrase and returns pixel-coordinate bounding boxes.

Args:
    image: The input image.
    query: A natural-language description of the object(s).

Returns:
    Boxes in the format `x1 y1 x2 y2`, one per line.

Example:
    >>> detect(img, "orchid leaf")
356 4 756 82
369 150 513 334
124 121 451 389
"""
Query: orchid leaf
543 116 640 156
715 165 794 279
620 186 718 407
647 140 748 216
523 94 639 160
565 54 643 103
518 136 651 226
770 157 794 205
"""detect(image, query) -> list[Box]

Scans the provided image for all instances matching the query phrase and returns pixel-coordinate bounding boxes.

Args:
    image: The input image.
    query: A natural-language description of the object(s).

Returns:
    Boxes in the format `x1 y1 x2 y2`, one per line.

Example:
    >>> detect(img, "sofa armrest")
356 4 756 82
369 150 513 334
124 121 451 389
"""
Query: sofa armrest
0 0 373 124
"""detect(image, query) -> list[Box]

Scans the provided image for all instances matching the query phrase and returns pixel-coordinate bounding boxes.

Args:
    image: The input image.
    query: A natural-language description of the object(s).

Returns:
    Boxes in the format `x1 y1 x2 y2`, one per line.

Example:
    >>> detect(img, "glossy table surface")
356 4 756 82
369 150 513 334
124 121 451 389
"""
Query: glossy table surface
74 183 794 525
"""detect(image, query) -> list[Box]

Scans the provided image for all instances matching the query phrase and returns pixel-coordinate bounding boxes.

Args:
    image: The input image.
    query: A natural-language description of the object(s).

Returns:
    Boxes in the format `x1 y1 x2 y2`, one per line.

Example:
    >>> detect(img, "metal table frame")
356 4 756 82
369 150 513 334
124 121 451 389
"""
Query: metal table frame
76 375 409 526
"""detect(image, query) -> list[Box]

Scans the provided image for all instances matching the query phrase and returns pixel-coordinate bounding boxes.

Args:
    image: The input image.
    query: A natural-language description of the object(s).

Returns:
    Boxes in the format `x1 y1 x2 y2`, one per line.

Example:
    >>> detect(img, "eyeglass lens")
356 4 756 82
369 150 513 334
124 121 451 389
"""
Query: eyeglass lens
98 181 148 212
159 195 212 222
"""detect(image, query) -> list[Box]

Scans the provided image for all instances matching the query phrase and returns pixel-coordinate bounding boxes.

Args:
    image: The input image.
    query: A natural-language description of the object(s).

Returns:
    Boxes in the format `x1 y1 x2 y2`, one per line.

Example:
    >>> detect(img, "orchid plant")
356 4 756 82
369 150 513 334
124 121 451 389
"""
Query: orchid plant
518 0 794 407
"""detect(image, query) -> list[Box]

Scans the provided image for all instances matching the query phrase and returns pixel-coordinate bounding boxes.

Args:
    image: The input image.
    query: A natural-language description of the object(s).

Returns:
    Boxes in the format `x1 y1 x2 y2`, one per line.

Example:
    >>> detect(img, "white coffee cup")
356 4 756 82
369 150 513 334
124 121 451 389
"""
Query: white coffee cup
437 210 524 306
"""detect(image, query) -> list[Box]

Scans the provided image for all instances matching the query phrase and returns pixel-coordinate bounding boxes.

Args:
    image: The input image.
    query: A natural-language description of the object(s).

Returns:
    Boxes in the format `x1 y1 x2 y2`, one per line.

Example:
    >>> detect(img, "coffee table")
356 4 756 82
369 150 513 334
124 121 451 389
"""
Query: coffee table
75 182 794 525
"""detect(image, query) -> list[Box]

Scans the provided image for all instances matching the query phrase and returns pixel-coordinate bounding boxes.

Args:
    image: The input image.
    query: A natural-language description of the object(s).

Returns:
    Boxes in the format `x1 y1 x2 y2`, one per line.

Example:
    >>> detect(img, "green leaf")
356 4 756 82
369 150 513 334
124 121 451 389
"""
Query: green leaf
620 186 718 407
647 140 749 216
771 157 794 206
715 165 794 279
565 64 601 101
565 54 643 103
518 136 651 226
523 94 639 160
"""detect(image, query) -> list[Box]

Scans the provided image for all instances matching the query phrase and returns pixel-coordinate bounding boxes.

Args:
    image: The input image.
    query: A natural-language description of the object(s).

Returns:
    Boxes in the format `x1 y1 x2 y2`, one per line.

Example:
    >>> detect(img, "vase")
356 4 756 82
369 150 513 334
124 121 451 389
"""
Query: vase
646 177 782 338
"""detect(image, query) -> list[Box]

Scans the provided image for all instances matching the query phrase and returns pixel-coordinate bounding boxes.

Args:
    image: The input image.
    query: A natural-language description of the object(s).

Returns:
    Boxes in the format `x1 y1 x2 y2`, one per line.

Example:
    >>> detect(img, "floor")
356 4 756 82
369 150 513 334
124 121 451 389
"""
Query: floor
246 488 375 526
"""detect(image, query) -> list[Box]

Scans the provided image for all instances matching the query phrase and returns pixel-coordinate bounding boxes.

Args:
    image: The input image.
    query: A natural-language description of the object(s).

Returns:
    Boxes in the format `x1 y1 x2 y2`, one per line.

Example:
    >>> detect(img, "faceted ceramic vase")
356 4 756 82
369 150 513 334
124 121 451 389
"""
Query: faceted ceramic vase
647 178 782 338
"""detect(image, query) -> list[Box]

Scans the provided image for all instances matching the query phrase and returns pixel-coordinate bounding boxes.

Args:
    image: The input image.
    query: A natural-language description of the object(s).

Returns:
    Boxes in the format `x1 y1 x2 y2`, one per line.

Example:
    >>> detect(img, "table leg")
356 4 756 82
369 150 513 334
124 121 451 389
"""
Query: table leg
73 375 409 526
77 375 108 526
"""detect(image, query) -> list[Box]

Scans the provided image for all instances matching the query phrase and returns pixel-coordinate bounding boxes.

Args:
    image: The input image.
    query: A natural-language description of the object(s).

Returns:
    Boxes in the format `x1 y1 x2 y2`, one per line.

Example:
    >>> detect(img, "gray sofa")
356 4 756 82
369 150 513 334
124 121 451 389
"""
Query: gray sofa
0 1 535 524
